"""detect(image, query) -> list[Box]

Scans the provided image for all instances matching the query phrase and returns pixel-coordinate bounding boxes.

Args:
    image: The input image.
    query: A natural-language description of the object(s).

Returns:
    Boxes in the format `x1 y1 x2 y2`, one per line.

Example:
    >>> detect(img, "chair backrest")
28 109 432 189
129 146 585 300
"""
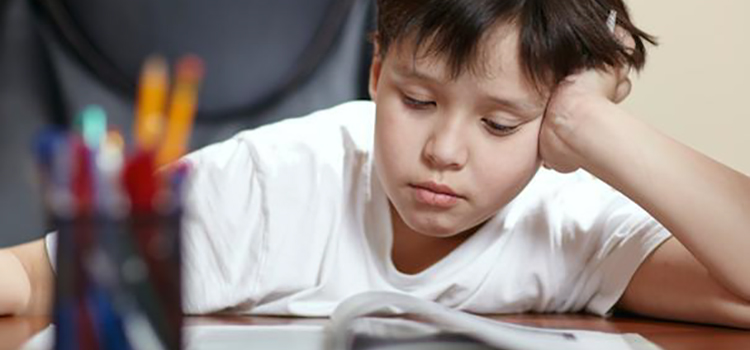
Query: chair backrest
0 0 375 245
33 0 375 145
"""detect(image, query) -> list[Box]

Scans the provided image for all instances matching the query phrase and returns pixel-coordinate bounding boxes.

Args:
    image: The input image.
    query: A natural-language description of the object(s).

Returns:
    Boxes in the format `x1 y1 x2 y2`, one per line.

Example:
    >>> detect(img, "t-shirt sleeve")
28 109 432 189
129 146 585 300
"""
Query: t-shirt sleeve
580 204 670 316
179 136 268 314
553 172 672 316
45 231 57 273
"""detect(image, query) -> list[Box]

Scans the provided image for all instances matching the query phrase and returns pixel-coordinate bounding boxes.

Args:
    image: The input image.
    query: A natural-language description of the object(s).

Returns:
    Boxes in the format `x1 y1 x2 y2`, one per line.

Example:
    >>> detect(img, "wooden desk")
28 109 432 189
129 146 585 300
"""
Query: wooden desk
3 314 749 350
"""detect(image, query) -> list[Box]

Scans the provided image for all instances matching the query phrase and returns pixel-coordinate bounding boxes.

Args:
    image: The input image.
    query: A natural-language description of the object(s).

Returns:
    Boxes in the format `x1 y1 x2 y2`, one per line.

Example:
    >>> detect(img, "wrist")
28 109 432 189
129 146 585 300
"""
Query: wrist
574 98 642 180
553 94 616 154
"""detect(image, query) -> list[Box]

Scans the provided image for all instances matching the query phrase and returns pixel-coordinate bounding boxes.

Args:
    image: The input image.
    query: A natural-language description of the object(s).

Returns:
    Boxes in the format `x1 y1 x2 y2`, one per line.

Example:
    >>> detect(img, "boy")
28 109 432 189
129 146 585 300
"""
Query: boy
2 0 750 328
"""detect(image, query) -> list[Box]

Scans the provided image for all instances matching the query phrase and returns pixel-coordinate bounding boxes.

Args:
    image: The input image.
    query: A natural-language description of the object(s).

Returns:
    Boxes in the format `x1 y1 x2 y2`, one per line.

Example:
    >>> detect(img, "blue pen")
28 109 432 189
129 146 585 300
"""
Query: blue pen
35 128 66 216
39 131 80 350
81 107 141 350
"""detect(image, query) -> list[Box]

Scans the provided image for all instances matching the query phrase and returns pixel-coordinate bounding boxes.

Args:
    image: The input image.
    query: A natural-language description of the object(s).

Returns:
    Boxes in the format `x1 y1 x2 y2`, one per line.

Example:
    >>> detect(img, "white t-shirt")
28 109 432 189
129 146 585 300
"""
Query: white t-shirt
47 100 671 317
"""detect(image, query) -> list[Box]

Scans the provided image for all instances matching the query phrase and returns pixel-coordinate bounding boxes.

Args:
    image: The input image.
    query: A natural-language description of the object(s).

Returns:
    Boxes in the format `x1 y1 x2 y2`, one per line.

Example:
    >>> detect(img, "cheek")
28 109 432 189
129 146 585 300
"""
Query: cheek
473 121 542 203
374 99 431 160
374 106 422 182
507 118 542 163
375 110 403 166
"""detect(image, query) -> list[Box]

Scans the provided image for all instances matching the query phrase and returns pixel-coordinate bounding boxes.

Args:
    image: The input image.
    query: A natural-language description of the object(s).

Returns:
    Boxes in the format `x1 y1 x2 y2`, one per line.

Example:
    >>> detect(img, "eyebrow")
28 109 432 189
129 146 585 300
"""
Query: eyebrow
393 63 445 84
485 95 544 119
392 63 544 119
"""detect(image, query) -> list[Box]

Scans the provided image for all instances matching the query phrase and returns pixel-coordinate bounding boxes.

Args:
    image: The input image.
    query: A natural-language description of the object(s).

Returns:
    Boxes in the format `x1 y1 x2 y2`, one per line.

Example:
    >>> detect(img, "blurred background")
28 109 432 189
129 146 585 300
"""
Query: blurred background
624 0 750 175
0 0 375 246
0 0 748 246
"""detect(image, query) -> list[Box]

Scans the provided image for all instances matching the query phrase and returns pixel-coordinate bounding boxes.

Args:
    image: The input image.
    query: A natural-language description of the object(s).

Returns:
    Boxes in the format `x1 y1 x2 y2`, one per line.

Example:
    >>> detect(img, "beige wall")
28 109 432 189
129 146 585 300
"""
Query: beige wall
623 0 750 175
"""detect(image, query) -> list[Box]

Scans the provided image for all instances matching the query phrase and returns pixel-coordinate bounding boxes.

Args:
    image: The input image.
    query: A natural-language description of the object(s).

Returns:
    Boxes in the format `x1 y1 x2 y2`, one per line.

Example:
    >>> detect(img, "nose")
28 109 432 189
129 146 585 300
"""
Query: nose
422 116 469 171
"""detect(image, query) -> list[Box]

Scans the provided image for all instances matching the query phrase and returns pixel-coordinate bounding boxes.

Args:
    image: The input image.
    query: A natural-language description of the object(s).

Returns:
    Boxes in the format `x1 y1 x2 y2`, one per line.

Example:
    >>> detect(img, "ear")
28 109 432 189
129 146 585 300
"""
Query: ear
368 40 383 101
613 77 632 104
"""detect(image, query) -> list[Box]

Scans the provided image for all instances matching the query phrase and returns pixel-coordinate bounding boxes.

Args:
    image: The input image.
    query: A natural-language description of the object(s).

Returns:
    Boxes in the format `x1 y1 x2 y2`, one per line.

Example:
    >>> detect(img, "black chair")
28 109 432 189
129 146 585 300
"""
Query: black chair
0 0 375 246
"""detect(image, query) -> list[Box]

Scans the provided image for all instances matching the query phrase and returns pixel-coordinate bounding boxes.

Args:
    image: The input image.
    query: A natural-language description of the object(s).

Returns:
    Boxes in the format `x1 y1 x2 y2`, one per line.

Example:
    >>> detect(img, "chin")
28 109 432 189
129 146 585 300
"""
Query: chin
405 215 464 238
418 230 462 239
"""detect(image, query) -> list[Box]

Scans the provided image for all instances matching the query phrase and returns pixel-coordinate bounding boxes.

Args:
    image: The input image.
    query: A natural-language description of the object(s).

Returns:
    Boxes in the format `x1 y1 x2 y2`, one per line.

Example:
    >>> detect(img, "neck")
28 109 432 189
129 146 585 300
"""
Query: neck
389 204 479 275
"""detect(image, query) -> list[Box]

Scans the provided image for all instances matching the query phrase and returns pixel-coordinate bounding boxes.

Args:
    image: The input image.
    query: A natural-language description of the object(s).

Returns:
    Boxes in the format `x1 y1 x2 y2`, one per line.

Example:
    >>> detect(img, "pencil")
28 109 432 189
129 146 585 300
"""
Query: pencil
134 56 168 151
156 55 204 167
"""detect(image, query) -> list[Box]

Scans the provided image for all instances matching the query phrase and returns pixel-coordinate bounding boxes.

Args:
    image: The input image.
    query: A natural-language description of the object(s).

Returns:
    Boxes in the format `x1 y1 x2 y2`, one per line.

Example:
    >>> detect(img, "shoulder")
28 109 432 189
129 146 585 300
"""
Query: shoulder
178 101 377 312
503 168 629 227
491 169 671 314
178 101 378 242
498 168 665 259
181 100 375 184
234 100 375 158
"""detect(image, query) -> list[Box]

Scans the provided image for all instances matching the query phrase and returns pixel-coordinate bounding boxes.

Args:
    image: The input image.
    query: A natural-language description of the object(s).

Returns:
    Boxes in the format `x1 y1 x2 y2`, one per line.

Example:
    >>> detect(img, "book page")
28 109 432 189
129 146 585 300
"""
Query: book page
328 291 663 350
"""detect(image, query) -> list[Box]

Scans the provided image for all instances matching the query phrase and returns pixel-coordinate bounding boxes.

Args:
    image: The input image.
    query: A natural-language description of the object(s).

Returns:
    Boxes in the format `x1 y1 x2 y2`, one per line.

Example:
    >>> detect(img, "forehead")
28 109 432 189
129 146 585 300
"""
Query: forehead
386 23 547 108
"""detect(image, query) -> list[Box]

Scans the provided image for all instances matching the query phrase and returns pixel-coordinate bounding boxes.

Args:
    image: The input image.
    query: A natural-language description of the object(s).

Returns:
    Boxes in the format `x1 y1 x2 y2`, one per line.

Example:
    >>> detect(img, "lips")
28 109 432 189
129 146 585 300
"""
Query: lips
413 181 460 197
410 181 463 208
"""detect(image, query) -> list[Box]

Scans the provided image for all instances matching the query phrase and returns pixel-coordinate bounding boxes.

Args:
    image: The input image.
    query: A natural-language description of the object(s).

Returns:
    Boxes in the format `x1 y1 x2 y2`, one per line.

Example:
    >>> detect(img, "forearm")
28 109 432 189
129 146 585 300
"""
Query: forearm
0 239 54 316
577 99 750 300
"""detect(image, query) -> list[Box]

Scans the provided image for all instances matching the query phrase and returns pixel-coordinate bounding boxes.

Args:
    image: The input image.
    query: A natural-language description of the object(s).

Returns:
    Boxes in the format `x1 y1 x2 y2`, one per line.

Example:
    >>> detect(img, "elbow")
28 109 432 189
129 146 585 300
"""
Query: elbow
729 278 750 306
714 284 750 330
742 279 750 303
720 299 750 330
0 250 32 316
0 293 29 316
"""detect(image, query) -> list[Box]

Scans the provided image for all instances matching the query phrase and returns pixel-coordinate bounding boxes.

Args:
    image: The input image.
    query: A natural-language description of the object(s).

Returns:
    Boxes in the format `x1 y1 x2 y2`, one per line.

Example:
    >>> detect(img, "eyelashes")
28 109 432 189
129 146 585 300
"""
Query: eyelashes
401 94 520 136
481 118 519 136
402 95 436 109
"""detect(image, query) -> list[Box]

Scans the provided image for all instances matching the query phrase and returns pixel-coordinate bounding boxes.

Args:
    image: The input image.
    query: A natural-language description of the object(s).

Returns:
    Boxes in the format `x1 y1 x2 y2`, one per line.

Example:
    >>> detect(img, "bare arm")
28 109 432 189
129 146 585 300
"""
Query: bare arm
555 96 750 328
541 64 750 327
576 99 750 302
0 239 54 316
619 237 750 329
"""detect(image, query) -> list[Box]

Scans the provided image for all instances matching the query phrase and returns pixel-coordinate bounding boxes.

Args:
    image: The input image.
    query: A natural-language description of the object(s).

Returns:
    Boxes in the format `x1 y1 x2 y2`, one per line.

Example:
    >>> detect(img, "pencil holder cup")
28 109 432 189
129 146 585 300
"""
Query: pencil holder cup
37 126 189 350
36 54 201 350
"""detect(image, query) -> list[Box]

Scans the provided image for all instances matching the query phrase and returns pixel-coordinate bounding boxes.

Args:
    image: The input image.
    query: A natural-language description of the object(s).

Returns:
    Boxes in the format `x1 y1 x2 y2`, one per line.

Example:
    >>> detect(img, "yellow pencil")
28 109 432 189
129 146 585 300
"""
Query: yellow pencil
156 55 204 167
134 56 169 151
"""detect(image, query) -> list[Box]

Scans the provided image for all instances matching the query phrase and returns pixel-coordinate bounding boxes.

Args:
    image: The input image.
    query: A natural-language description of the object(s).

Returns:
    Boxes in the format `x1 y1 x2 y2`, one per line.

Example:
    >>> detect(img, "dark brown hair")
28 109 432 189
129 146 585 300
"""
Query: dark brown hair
375 0 657 93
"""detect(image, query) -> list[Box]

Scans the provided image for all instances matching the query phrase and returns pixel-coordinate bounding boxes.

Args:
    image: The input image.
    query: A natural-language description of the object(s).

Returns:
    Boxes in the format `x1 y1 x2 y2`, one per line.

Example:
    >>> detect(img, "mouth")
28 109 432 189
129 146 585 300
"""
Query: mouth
409 181 464 208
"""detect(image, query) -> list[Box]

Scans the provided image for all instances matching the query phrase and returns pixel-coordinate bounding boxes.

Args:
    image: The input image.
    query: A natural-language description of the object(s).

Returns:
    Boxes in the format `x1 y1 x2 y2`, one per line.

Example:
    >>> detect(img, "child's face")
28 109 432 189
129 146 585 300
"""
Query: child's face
370 25 546 238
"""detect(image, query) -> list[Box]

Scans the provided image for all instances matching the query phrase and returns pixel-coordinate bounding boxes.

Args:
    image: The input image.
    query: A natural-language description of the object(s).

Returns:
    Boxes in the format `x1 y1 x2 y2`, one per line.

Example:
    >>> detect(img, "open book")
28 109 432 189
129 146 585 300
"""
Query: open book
325 291 661 350
21 291 662 350
327 292 659 350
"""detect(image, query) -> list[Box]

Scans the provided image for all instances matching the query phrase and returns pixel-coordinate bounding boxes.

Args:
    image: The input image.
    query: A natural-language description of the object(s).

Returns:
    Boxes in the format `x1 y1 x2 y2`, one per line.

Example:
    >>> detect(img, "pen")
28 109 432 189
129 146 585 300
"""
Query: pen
34 128 67 216
97 130 126 217
79 105 108 151
71 135 94 217
122 151 157 214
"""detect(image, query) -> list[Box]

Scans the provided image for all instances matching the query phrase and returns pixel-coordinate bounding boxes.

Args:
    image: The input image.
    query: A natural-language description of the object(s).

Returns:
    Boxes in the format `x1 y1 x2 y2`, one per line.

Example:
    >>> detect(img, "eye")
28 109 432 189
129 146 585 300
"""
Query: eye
481 118 519 136
402 94 436 109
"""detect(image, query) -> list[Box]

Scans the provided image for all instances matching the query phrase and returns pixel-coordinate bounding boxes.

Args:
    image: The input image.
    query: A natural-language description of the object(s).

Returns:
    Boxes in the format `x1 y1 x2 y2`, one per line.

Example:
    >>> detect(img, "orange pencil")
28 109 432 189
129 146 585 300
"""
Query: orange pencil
156 55 204 167
134 56 169 151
